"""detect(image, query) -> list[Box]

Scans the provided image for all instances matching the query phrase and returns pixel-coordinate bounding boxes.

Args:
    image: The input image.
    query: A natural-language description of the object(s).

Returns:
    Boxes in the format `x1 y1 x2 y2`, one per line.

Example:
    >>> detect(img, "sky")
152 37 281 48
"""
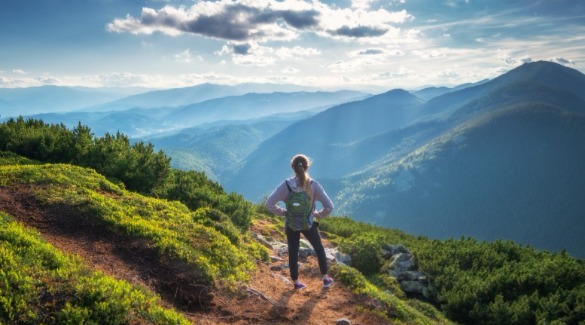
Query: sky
1 0 584 92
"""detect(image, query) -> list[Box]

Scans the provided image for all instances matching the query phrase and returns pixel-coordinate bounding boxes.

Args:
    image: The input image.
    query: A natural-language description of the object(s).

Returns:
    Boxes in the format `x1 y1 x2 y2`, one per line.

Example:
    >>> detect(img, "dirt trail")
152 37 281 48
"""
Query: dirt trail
0 186 390 324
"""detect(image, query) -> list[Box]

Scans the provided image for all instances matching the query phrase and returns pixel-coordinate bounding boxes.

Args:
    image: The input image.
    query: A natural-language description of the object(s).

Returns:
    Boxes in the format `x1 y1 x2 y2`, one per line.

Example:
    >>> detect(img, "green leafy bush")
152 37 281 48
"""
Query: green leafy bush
0 118 171 195
339 232 385 275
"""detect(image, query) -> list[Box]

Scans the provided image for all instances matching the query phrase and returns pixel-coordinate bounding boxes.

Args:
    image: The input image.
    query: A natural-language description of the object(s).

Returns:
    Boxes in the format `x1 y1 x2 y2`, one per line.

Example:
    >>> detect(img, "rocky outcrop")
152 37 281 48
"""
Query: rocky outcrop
382 244 432 297
252 233 431 297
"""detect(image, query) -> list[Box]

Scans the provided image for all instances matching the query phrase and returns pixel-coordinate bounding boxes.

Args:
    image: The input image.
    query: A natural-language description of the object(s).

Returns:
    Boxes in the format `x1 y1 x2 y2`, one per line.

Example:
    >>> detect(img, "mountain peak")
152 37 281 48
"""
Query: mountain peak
364 88 422 107
491 61 585 101
380 88 414 97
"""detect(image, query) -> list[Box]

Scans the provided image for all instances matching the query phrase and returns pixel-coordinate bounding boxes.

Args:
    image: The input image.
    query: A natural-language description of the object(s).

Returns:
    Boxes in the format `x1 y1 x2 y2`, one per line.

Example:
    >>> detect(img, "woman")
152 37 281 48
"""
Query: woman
265 154 335 290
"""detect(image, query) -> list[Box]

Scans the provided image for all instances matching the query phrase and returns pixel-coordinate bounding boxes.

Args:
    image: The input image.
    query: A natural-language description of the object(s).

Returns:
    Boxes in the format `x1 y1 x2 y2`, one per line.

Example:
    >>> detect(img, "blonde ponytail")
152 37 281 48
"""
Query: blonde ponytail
291 154 312 198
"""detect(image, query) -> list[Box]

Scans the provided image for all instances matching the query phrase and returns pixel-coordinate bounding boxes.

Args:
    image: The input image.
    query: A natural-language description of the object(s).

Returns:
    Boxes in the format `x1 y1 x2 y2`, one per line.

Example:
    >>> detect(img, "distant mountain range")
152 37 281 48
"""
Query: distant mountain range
83 83 322 112
12 86 367 138
162 90 368 128
0 86 132 116
3 61 585 258
223 61 585 258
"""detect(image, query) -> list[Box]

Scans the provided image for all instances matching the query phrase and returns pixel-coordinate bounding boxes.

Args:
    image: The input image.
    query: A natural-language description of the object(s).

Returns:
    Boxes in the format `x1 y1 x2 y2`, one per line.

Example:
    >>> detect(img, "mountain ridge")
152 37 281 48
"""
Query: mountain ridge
84 82 325 112
0 85 130 117
336 103 585 256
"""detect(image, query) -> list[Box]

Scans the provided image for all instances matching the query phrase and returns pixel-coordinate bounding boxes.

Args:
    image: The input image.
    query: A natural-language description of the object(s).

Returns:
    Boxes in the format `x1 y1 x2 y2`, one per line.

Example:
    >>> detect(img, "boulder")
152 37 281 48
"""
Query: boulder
382 244 432 297
326 247 352 265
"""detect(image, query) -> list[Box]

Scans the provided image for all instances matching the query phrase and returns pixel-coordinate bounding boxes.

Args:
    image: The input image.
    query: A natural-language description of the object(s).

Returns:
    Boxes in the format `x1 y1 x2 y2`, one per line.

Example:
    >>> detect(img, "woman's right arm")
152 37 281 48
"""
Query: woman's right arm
265 181 287 216
312 181 334 218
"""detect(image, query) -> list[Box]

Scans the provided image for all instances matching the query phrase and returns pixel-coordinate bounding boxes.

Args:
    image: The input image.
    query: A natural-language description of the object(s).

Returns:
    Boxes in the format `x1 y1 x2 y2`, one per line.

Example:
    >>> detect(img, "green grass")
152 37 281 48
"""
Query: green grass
0 211 190 324
0 163 268 290
0 151 39 166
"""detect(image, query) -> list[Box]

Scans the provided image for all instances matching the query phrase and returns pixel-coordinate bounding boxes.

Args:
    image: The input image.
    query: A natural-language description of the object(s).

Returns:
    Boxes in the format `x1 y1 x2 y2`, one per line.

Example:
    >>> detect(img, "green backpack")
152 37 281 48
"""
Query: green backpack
284 180 314 231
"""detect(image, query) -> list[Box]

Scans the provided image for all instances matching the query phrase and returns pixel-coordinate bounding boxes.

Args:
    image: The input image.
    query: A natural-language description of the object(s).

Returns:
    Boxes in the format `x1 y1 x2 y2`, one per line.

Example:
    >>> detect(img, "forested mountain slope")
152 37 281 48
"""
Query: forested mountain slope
337 104 585 257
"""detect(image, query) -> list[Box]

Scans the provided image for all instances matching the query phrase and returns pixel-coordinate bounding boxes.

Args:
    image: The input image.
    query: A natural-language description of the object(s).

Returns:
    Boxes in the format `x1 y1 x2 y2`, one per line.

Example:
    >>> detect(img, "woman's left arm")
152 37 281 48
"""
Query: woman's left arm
265 181 288 216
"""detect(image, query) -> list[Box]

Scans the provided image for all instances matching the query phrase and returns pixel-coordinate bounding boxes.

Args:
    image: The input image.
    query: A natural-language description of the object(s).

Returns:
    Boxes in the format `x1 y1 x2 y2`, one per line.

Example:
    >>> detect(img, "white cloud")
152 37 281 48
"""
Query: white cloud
216 42 320 66
173 49 203 63
13 69 27 75
274 46 321 59
174 49 192 63
0 74 60 88
413 49 447 59
107 2 309 42
282 67 300 74
351 0 375 10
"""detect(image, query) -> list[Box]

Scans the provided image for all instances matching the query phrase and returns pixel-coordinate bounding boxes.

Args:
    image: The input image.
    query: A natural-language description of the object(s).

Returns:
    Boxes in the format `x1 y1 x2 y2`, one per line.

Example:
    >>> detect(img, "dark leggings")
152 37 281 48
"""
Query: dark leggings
286 222 328 281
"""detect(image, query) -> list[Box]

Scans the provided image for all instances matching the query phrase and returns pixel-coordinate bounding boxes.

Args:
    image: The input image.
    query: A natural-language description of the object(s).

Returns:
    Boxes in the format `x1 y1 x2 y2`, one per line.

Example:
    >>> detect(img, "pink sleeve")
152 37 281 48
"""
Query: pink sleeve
312 181 334 218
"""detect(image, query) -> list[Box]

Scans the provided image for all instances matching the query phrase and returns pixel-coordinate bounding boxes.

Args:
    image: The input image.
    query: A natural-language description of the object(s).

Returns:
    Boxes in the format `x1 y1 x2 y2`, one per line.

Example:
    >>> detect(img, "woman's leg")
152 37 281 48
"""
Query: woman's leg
286 226 301 281
302 223 328 276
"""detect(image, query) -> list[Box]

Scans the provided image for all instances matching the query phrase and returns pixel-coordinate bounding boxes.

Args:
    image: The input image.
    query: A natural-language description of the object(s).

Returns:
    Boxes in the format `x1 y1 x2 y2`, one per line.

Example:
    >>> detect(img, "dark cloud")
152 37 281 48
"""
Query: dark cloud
330 25 388 38
279 10 320 29
184 12 253 41
232 43 252 55
551 57 573 65
359 48 384 55
248 7 319 28
139 4 320 41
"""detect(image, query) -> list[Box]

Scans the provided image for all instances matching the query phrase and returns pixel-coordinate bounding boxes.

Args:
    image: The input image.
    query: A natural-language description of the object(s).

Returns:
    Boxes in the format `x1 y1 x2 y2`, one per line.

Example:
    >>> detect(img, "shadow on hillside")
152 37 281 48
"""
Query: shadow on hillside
266 286 327 323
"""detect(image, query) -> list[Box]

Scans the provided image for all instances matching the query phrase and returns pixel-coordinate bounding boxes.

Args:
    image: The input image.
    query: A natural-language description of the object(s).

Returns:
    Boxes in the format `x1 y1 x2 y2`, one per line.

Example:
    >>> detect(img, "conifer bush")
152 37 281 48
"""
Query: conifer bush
321 216 585 325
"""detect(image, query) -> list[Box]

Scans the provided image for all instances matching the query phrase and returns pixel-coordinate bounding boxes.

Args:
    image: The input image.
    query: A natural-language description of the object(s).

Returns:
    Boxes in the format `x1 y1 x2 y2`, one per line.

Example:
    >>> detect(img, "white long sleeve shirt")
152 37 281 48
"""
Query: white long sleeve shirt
265 177 334 219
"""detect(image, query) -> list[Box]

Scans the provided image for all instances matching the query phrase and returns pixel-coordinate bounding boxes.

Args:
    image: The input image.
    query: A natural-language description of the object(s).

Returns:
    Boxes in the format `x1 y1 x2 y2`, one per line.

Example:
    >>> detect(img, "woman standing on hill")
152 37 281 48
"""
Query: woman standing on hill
265 154 335 290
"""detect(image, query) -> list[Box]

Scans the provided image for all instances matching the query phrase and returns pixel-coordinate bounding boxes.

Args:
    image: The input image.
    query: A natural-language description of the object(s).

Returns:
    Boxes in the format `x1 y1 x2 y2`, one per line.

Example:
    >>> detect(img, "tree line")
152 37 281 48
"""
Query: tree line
0 117 253 230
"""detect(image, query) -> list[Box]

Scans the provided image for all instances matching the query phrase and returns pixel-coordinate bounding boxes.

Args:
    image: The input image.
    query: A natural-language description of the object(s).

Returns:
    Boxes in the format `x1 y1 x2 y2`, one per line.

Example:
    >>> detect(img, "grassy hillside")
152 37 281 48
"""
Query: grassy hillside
0 211 191 324
0 153 451 324
0 154 270 323
0 162 266 287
